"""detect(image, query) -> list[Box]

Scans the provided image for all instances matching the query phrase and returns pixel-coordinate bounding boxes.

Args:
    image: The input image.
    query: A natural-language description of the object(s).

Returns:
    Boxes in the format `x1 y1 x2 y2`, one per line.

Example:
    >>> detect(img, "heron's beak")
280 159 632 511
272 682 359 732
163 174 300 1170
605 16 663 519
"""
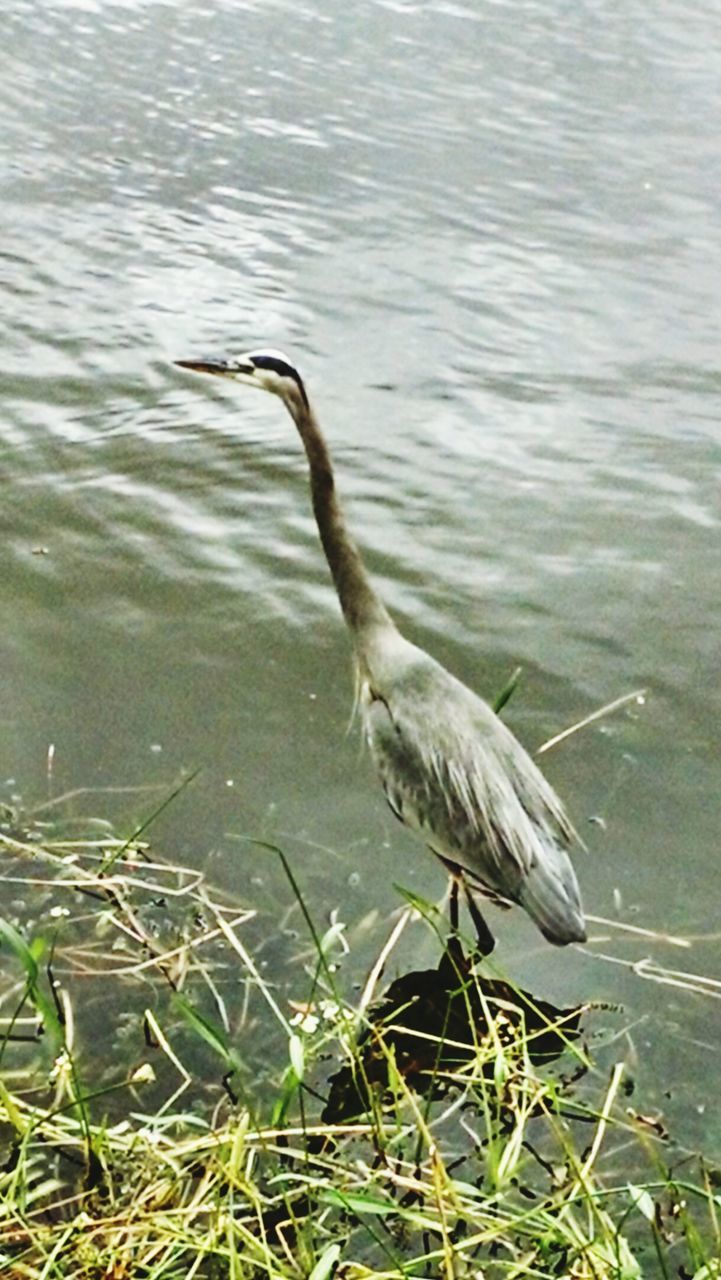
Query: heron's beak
175 358 255 379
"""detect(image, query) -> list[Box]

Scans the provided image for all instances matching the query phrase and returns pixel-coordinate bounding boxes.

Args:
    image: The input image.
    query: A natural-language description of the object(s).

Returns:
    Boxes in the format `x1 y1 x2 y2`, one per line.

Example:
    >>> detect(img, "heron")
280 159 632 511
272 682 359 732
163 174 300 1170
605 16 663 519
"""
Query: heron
175 350 586 952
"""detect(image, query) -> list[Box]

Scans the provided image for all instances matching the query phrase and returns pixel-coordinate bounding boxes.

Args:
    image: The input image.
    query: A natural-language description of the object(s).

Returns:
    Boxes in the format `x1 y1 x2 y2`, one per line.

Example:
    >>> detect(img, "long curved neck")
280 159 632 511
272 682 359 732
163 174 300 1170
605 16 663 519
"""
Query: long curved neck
285 393 395 649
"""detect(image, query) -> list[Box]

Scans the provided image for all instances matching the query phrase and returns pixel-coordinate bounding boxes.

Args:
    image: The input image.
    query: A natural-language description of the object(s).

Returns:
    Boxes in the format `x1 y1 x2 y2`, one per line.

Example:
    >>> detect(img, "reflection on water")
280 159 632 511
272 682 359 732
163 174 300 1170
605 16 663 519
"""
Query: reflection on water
1 0 721 1139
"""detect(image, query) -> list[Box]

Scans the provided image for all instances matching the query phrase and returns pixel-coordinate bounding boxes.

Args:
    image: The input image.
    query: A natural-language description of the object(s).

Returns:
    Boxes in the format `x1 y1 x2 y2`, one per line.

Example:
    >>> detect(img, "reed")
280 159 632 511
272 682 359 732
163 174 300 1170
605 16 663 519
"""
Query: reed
0 787 717 1279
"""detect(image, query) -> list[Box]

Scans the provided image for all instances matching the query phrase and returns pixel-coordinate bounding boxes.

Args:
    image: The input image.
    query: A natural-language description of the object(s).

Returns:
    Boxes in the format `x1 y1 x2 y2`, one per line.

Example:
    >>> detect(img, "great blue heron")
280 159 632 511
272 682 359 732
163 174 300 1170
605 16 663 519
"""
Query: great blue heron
176 350 586 951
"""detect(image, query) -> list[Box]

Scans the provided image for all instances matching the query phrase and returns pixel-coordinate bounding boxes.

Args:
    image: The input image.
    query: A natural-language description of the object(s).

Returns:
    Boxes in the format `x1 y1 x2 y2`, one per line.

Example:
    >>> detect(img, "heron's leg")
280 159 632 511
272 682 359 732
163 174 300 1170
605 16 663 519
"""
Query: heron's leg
463 885 496 957
436 855 495 954
437 855 462 934
448 875 460 933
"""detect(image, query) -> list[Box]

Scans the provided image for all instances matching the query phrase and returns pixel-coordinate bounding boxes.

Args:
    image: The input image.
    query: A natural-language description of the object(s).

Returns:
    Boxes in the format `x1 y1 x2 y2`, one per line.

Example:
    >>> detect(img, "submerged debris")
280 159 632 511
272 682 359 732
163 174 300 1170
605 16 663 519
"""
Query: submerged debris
324 936 585 1123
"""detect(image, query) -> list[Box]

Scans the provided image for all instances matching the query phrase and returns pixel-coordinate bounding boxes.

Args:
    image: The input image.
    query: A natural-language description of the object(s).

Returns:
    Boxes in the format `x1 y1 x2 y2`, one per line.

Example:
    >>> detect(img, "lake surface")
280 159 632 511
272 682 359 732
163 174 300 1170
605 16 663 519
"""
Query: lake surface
2 0 721 1141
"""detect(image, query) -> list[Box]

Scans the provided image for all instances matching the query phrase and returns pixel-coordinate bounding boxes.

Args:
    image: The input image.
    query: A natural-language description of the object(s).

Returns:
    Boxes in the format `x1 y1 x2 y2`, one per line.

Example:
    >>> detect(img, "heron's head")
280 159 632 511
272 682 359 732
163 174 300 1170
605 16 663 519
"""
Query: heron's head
175 349 308 410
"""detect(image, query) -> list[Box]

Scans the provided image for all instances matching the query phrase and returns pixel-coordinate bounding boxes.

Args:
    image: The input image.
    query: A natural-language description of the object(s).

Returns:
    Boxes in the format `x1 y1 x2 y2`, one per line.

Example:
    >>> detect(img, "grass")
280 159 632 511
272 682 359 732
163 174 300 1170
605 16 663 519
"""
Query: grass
0 787 720 1279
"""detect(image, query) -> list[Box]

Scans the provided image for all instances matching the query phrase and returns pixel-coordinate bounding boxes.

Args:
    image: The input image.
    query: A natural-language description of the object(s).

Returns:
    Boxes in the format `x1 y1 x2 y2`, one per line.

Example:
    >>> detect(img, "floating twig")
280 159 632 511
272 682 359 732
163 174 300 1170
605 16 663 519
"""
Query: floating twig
537 689 647 756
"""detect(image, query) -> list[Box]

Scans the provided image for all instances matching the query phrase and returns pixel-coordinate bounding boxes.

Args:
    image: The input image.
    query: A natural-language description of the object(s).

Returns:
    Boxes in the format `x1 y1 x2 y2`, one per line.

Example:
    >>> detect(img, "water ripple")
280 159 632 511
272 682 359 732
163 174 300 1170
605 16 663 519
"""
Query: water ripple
2 0 721 1051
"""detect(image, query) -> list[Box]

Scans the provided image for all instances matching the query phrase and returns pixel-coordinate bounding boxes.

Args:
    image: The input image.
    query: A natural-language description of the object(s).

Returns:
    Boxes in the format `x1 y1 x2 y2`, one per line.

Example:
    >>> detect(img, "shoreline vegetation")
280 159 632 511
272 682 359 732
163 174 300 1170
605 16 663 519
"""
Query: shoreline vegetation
0 784 719 1280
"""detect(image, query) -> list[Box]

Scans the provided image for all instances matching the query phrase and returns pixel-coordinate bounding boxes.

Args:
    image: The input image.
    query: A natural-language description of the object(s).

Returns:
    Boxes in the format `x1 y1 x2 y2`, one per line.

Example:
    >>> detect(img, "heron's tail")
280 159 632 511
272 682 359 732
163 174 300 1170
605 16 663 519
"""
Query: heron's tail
517 847 586 946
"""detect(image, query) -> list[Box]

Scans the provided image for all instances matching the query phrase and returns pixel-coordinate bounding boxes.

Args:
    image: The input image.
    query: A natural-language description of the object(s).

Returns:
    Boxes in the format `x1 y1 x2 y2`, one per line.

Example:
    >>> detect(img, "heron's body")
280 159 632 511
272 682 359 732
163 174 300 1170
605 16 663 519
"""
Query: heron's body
176 349 586 947
355 625 584 943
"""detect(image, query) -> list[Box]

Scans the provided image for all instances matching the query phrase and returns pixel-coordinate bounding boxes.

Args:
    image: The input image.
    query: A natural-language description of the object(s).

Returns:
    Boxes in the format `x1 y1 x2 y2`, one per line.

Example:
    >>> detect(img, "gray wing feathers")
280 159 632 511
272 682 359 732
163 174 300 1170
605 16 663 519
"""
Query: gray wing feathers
516 838 586 945
362 654 585 945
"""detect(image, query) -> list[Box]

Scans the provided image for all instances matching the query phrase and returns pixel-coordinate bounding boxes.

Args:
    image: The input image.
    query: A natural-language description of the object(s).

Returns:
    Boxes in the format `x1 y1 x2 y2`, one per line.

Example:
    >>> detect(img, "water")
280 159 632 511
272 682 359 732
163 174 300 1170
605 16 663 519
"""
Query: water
2 0 721 1141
